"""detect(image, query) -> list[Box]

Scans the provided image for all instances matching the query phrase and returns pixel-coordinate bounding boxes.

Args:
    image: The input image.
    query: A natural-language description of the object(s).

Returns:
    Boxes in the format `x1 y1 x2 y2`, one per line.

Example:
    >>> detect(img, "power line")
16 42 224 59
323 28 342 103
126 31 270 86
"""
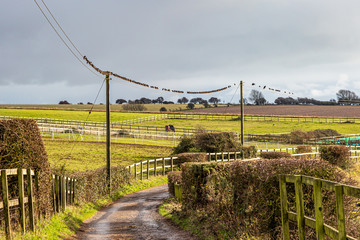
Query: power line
34 0 295 97
40 0 84 57
33 0 102 77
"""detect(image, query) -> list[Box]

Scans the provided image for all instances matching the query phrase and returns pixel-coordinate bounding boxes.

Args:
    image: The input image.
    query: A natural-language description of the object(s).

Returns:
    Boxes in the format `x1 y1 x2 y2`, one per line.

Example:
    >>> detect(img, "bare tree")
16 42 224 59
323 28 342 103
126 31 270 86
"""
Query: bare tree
249 90 267 105
336 89 358 101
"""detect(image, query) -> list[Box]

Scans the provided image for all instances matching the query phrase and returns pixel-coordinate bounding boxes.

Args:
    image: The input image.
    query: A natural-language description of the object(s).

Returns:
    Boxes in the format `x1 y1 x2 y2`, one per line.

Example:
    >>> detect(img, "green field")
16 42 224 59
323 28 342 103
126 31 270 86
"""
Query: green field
44 138 173 172
0 108 156 122
3 106 360 173
137 118 360 135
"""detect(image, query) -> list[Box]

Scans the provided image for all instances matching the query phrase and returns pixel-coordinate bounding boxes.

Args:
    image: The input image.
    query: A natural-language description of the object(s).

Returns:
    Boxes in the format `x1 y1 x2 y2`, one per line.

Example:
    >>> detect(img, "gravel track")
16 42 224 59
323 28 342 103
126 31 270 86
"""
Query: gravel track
71 185 196 240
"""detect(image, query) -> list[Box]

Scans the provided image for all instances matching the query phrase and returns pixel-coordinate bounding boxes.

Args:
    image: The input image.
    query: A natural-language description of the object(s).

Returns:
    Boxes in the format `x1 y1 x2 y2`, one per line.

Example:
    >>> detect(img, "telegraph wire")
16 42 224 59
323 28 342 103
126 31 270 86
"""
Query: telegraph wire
34 0 295 97
40 0 84 57
33 0 102 77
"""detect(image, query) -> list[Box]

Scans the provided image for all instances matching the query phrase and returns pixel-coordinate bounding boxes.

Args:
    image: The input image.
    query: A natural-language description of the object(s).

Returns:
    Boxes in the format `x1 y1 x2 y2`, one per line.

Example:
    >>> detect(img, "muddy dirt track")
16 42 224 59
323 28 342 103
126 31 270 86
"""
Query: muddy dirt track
71 185 196 240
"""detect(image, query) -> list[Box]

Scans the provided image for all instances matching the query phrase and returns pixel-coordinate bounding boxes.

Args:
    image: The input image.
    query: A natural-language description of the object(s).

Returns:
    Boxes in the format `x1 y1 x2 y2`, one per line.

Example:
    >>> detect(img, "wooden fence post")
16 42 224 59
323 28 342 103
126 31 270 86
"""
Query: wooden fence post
154 159 157 176
1 170 11 239
17 168 25 234
221 152 224 162
27 169 35 231
279 175 289 240
294 176 305 240
335 185 346 240
134 164 137 179
72 179 76 204
171 157 174 172
53 175 59 212
313 179 324 240
147 160 150 179
140 161 143 180
162 158 165 175
61 176 66 212
69 178 73 205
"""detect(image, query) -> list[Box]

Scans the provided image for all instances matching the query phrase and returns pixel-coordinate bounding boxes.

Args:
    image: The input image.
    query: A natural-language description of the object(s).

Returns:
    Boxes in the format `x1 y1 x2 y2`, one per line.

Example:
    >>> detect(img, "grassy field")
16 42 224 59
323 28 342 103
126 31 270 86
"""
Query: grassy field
44 139 173 172
0 104 213 112
137 118 360 135
0 108 156 122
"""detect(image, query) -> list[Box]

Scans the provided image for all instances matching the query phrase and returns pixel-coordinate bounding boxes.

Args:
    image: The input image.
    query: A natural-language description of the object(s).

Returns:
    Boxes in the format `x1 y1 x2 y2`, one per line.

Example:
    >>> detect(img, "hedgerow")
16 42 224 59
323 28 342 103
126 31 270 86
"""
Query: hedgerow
179 159 359 239
296 145 312 153
319 145 353 170
70 166 132 204
0 119 53 217
167 171 182 196
259 151 291 159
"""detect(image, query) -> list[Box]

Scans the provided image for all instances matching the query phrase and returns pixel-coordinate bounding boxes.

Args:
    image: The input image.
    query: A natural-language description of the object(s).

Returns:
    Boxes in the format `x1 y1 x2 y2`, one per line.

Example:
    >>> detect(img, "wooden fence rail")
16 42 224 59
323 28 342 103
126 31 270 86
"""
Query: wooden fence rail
0 169 76 239
0 169 35 239
279 174 360 240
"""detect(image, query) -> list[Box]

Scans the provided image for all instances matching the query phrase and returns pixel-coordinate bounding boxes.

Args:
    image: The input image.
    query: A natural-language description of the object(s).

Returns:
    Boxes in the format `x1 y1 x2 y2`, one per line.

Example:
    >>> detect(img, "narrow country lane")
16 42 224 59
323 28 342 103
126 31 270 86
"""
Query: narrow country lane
71 185 196 240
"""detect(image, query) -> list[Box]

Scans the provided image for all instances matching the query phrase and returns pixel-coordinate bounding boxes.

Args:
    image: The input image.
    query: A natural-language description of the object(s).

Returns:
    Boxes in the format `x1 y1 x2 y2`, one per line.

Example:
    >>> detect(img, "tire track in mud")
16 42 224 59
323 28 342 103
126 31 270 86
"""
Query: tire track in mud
71 185 196 240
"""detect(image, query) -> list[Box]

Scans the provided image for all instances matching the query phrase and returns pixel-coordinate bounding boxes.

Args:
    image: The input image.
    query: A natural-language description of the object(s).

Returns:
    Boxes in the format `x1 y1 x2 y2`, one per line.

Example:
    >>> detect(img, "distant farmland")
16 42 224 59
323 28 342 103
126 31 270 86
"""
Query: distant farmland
190 105 360 118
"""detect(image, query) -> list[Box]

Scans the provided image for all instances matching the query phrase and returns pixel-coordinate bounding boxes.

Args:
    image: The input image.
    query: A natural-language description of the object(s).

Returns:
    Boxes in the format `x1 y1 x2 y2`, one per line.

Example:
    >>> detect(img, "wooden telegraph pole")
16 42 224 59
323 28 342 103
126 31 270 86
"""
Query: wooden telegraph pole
106 73 111 191
240 81 244 145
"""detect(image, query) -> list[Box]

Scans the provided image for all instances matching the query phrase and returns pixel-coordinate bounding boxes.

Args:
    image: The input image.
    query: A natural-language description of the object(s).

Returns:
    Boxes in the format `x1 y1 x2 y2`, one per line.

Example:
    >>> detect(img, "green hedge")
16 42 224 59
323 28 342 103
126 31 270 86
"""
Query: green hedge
180 159 359 239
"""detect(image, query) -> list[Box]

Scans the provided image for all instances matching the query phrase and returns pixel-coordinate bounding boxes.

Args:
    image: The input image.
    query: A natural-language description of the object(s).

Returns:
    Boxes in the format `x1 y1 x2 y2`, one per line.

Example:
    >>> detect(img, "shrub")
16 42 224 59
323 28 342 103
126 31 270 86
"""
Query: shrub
70 165 131 204
180 159 359 239
0 119 53 217
194 132 240 153
260 151 291 159
160 107 167 112
319 145 353 169
240 146 257 158
168 171 182 196
122 104 147 111
296 145 312 153
173 136 199 154
286 129 341 144
186 103 195 110
175 152 208 166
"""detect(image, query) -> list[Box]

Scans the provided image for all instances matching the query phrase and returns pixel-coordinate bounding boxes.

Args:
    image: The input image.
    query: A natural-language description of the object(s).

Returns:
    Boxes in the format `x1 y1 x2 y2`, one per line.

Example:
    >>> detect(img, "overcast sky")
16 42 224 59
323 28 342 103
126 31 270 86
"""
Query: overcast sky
1 0 360 104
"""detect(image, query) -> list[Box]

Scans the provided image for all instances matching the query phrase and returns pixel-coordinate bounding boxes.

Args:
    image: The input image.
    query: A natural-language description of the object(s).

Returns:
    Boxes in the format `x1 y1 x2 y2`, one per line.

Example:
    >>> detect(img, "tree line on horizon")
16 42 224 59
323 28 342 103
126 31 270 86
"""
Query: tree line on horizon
59 89 359 106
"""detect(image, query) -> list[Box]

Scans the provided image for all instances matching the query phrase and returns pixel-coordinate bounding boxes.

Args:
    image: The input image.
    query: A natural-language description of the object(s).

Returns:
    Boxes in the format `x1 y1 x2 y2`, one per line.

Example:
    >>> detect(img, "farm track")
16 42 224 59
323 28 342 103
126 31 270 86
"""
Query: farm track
71 185 196 240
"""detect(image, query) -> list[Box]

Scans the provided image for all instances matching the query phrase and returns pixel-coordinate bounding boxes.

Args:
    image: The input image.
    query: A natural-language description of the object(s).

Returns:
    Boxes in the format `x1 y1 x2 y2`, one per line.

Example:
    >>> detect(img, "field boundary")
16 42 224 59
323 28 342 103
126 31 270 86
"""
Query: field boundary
279 174 360 240
0 169 76 239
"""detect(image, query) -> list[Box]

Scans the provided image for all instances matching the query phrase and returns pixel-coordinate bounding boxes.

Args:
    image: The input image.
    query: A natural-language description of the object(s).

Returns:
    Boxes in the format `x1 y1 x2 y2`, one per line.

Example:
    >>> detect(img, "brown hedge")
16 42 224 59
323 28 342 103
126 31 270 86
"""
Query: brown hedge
259 151 291 159
167 171 182 196
70 165 132 204
296 145 312 153
0 119 53 216
180 159 359 239
319 145 353 170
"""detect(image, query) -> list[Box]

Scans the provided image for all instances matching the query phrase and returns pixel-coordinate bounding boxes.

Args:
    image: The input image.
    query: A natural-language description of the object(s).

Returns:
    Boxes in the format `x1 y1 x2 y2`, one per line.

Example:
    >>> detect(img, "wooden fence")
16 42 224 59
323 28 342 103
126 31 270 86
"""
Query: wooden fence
127 151 264 180
0 169 76 239
167 113 360 123
279 174 360 240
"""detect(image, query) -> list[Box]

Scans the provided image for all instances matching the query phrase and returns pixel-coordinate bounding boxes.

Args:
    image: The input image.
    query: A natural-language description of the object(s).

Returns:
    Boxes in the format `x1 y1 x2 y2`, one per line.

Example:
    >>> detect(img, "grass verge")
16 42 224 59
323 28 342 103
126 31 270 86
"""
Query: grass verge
12 176 167 240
